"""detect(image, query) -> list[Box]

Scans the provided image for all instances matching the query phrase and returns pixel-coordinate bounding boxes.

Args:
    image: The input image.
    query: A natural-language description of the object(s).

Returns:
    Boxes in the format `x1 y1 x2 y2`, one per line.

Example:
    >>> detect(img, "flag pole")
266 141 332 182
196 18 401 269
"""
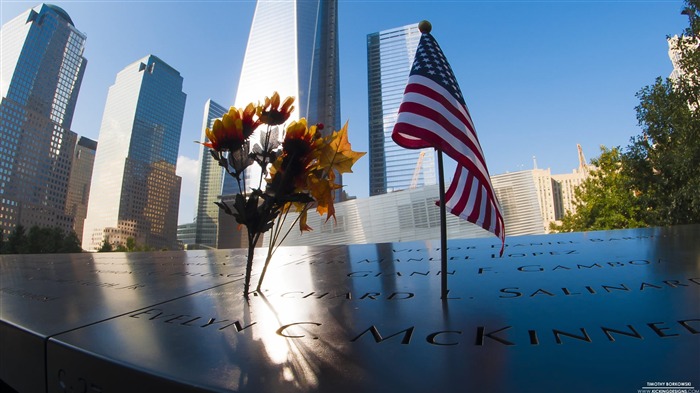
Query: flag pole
417 19 448 300
437 149 448 300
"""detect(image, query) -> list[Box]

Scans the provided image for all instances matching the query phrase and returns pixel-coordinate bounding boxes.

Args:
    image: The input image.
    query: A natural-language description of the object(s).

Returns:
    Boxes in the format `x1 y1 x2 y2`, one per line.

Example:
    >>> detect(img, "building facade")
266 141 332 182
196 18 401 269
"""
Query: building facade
65 136 97 242
233 0 341 195
83 55 186 251
176 221 197 250
552 166 589 220
193 99 228 249
0 4 87 236
248 170 544 248
531 147 592 232
367 23 436 196
532 168 559 230
241 163 598 247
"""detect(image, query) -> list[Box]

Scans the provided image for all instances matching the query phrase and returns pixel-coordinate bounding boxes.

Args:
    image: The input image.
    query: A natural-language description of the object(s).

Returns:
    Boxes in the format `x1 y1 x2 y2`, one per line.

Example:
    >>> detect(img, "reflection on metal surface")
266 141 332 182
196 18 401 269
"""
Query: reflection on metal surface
1 226 699 392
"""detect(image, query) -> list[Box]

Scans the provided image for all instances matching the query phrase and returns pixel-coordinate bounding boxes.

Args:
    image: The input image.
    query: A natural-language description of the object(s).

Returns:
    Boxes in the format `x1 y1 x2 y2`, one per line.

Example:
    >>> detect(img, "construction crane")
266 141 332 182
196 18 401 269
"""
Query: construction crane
409 151 426 189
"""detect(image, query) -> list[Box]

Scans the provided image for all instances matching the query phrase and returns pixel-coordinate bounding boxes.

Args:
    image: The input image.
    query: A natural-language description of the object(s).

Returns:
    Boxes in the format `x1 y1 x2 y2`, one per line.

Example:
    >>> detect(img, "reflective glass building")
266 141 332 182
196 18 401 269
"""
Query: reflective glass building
233 0 340 195
65 136 97 242
367 23 436 196
83 55 186 251
0 4 87 235
193 99 228 249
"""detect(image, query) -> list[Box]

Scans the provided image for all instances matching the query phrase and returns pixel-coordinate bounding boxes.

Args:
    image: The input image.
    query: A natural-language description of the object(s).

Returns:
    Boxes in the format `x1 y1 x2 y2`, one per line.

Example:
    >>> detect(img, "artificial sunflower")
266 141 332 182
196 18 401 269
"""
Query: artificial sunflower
258 92 295 126
202 104 260 152
268 119 322 197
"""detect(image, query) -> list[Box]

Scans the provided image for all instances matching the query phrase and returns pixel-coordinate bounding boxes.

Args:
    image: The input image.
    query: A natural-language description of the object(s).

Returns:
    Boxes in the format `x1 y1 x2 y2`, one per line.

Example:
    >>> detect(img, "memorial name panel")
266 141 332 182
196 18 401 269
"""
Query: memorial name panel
46 226 700 393
0 245 340 393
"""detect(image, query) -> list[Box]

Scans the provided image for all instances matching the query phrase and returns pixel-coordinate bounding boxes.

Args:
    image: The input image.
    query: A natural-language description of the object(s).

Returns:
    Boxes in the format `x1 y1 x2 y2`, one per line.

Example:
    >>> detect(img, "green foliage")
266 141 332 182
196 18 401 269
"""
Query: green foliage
551 147 647 232
126 237 137 252
2 225 27 254
98 236 155 253
97 239 113 252
60 231 83 253
0 225 83 254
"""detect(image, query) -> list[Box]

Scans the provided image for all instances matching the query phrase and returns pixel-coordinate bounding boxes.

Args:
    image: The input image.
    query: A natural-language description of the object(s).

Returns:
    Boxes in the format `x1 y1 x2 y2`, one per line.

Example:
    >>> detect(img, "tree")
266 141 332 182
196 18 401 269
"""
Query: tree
26 226 64 253
3 225 28 254
60 231 83 253
0 225 83 254
551 146 647 232
97 239 113 252
623 0 700 226
126 237 136 252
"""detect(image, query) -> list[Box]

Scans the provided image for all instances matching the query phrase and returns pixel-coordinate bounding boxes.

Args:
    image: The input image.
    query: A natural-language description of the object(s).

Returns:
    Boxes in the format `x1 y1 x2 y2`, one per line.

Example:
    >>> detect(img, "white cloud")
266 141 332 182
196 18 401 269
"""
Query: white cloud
176 155 199 225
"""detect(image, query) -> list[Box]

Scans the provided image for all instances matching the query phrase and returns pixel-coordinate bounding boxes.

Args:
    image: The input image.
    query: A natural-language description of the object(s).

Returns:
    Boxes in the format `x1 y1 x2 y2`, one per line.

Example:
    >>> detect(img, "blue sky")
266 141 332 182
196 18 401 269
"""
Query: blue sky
1 0 687 225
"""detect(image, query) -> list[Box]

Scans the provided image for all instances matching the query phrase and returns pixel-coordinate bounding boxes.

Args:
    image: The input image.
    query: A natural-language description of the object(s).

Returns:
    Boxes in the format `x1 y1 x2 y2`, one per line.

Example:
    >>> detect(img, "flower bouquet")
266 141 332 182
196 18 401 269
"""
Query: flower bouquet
199 92 365 297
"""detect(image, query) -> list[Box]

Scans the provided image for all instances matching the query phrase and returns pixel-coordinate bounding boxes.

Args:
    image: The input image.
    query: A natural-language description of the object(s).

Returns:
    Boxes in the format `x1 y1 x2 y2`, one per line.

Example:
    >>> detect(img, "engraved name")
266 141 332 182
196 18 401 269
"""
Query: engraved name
127 308 699 347
498 277 700 299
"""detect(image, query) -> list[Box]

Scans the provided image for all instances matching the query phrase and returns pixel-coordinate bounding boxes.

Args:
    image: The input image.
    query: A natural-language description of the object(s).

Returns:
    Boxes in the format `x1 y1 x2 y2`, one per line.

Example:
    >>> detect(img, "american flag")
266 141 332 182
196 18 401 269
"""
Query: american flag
392 30 505 253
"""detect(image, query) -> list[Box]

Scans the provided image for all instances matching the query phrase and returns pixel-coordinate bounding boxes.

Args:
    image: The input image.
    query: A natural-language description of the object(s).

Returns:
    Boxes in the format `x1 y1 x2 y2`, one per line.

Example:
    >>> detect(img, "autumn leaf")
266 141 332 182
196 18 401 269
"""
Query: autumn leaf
319 121 366 175
298 209 313 232
309 177 341 221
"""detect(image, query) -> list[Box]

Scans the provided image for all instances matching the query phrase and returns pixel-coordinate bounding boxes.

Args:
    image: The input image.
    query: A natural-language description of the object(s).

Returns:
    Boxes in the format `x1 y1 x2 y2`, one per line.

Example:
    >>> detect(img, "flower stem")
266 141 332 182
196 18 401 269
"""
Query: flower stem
243 230 258 298
255 207 286 292
243 245 253 298
272 204 308 256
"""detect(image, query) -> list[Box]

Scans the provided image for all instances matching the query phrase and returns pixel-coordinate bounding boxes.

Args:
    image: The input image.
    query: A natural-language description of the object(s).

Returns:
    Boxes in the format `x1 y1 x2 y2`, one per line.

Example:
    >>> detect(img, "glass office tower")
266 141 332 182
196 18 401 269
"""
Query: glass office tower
0 4 87 235
83 55 186 251
193 99 228 249
65 136 97 242
367 23 436 196
233 0 341 195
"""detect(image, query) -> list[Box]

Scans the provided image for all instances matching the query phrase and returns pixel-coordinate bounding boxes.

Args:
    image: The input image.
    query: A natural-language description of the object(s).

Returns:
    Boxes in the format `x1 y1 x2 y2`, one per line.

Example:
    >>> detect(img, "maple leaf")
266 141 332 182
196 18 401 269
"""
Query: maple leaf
309 177 341 221
297 208 313 232
319 121 366 175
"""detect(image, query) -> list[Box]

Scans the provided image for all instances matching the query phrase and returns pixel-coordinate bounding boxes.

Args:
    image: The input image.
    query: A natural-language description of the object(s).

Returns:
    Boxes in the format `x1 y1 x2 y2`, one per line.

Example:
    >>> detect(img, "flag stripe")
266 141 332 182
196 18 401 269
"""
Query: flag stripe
445 166 504 238
405 78 476 136
445 167 504 237
396 121 499 206
446 167 472 215
395 109 489 178
395 77 485 163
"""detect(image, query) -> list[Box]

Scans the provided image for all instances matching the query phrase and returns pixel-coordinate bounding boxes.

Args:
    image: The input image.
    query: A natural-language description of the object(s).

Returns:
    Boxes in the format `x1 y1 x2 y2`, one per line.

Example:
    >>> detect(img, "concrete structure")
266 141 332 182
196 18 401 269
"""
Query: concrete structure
533 146 592 231
218 153 592 247
83 55 186 251
227 169 545 248
532 168 558 230
552 166 589 220
0 4 87 236
367 23 436 196
65 136 97 242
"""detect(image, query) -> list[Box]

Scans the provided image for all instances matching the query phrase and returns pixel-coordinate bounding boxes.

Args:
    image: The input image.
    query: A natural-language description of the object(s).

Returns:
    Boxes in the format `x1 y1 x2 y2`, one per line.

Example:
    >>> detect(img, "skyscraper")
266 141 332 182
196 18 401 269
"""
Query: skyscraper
233 0 340 194
367 23 436 196
193 99 228 249
83 55 186 251
0 4 87 236
65 136 97 242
